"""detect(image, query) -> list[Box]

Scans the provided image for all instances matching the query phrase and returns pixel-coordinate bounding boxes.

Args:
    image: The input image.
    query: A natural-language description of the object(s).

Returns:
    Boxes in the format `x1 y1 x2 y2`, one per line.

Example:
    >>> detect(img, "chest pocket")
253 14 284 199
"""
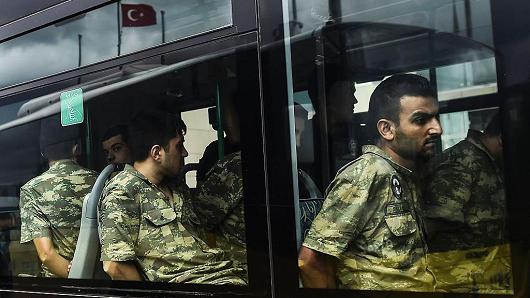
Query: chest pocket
384 203 418 236
144 207 177 226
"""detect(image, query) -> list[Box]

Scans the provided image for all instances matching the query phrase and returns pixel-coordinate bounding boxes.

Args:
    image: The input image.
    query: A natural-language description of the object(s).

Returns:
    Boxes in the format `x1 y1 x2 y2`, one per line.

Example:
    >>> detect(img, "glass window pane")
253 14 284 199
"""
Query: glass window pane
0 0 232 89
286 0 511 294
0 44 258 291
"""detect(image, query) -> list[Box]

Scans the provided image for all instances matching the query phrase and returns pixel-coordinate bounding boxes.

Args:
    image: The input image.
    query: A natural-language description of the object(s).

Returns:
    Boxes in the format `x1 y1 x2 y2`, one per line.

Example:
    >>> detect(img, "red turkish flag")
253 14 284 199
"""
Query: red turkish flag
121 4 156 27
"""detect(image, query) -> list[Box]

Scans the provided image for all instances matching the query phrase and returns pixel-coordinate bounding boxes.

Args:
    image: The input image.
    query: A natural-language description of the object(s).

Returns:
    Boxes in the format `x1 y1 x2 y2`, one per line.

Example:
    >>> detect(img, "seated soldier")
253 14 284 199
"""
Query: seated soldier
193 93 246 280
193 151 246 278
99 110 246 284
101 124 132 165
20 115 98 277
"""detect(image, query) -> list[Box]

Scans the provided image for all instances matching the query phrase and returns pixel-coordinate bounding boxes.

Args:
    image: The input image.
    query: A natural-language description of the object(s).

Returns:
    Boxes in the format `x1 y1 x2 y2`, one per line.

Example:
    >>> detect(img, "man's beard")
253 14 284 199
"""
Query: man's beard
393 130 438 163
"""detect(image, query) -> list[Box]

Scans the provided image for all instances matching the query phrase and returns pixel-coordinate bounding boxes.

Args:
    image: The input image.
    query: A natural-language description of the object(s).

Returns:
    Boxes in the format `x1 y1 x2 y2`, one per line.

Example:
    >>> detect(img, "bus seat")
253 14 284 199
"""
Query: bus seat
298 169 324 242
68 164 116 279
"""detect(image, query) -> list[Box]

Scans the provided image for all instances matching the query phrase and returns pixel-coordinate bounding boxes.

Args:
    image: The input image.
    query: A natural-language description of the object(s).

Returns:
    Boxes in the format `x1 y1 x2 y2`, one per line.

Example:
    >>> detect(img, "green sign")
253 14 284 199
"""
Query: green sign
60 88 84 126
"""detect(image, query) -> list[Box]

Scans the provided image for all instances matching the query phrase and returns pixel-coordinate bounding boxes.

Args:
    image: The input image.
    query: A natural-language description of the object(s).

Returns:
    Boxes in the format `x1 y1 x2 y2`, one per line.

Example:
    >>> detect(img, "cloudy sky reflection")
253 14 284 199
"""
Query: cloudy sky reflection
0 0 231 89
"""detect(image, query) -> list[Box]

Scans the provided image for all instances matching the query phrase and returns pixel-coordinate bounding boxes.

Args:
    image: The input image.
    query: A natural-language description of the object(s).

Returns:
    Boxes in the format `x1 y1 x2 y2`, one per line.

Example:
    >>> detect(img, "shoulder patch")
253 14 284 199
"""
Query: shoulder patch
391 175 402 199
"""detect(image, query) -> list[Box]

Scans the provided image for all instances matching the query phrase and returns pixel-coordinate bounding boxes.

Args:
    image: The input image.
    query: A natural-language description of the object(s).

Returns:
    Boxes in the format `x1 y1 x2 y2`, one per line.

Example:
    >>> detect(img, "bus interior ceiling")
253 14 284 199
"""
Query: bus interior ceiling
290 21 495 92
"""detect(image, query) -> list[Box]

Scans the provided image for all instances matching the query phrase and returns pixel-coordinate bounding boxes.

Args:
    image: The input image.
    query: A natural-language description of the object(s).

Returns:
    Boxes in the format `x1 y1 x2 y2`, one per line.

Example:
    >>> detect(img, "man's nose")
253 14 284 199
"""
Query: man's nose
429 118 443 135
107 153 115 162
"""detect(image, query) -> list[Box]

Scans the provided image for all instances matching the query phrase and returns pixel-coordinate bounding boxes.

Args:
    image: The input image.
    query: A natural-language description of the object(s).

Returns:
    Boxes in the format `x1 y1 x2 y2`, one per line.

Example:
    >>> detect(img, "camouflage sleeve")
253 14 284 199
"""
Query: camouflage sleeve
303 168 385 257
19 186 51 243
189 154 243 230
423 158 472 223
99 185 140 262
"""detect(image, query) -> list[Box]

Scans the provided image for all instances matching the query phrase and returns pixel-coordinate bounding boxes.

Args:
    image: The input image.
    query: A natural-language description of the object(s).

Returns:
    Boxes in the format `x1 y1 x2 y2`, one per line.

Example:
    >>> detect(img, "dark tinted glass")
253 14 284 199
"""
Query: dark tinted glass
286 0 513 295
0 42 261 294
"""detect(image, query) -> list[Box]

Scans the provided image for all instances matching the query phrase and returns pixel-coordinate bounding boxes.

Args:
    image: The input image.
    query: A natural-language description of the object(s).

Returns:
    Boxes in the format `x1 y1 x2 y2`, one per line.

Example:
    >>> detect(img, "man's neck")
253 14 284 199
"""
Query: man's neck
479 135 501 164
48 158 75 167
134 160 164 185
378 142 415 170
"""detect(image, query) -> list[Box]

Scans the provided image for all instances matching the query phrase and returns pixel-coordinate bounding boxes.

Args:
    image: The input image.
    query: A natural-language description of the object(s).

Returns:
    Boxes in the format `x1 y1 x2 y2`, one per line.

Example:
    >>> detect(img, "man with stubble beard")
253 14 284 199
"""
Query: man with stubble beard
298 74 442 291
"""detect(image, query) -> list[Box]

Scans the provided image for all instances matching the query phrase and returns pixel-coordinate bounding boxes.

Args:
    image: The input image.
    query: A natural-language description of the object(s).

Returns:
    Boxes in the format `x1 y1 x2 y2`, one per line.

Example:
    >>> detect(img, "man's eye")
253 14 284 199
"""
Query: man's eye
413 118 427 125
112 145 122 153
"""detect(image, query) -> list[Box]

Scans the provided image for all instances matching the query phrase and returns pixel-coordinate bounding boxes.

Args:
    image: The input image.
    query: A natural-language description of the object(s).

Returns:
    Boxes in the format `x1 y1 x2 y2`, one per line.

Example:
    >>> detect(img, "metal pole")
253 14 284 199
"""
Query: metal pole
464 0 473 38
117 0 121 56
215 84 225 159
78 34 82 67
161 10 166 43
329 0 342 21
291 0 297 20
161 10 166 64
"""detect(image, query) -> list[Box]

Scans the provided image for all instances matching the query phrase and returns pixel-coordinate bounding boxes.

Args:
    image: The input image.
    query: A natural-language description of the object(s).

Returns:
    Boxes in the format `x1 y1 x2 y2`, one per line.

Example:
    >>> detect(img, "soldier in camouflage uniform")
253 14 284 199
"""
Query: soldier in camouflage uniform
193 151 247 278
99 110 245 284
299 74 442 291
20 116 97 278
423 113 512 293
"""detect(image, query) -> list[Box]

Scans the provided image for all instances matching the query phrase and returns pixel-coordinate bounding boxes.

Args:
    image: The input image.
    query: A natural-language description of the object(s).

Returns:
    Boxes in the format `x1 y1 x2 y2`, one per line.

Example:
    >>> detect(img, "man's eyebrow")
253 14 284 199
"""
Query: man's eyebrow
410 111 437 119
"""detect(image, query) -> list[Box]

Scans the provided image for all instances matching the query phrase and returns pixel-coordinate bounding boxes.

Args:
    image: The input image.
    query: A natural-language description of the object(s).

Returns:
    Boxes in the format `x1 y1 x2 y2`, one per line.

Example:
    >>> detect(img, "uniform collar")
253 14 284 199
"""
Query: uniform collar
123 164 180 191
123 164 151 183
362 145 413 177
466 130 496 162
48 159 78 171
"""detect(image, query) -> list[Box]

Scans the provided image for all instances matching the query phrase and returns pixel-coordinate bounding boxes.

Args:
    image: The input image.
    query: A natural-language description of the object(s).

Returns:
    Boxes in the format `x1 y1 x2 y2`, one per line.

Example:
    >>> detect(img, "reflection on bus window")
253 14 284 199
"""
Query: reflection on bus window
299 74 440 291
286 0 512 294
0 49 252 285
0 0 232 89
424 110 512 294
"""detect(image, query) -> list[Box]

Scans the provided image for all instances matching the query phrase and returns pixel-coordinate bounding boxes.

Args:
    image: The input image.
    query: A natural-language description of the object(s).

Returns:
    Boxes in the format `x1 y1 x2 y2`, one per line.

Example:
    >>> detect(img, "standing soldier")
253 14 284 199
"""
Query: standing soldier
423 113 513 294
20 115 97 278
298 74 442 291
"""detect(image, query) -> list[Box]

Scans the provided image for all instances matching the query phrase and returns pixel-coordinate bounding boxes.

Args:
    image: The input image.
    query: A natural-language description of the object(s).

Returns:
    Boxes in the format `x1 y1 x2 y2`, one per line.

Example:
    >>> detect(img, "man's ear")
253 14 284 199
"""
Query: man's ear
150 145 162 162
377 119 396 141
497 135 503 147
72 143 81 158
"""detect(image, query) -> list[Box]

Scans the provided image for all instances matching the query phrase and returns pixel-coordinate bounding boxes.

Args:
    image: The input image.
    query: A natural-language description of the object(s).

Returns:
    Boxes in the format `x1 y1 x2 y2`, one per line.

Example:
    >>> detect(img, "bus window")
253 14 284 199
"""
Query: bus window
0 42 261 294
284 0 514 295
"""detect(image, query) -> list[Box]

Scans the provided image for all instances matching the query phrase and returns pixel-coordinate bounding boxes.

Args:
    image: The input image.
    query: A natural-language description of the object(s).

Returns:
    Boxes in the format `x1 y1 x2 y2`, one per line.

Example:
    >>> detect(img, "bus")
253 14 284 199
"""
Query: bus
0 0 528 297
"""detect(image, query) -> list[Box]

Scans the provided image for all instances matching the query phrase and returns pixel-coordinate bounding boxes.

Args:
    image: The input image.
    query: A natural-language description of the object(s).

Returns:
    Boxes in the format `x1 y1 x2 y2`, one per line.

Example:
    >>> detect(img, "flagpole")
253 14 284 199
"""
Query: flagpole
117 0 122 56
78 34 82 67
161 10 166 43
78 34 82 84
161 10 166 64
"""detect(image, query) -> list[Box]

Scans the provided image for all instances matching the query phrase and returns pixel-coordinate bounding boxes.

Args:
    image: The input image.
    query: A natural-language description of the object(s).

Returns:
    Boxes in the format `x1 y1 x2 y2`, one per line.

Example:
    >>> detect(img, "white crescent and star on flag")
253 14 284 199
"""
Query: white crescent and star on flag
127 9 146 22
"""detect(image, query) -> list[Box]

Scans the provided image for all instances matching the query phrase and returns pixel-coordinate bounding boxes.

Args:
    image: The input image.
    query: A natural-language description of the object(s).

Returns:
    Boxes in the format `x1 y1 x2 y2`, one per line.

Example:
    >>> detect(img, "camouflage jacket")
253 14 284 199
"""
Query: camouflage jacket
423 130 506 251
99 164 246 285
20 160 97 277
193 152 246 271
303 145 433 291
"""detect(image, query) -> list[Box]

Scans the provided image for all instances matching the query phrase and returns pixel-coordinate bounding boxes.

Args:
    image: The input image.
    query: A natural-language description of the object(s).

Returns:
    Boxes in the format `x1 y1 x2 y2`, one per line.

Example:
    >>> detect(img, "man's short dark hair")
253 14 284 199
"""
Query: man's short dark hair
102 125 128 143
484 112 502 137
307 64 354 102
367 74 436 140
129 110 187 162
40 115 82 161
